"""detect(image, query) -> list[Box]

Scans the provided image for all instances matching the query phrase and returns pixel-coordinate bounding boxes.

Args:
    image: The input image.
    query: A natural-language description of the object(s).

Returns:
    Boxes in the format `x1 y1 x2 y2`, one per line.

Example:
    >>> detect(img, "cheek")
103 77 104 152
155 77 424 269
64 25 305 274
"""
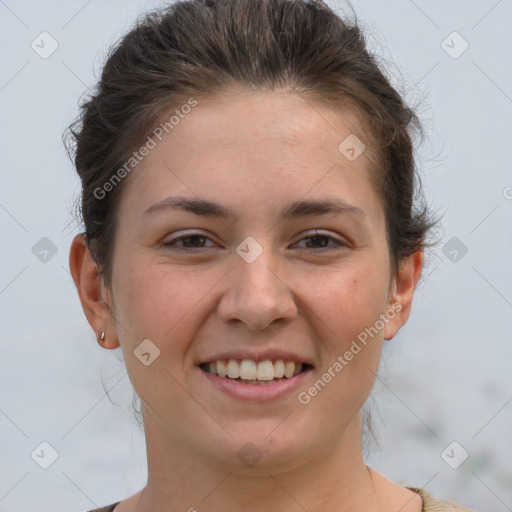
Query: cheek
111 254 225 351
297 269 386 425
299 259 388 402
110 256 219 407
305 260 390 343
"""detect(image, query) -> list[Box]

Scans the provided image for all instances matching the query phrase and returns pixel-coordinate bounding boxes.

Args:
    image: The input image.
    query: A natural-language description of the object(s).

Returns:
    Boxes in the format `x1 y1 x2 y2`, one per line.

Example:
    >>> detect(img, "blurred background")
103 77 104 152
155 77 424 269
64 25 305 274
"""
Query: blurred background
0 0 511 510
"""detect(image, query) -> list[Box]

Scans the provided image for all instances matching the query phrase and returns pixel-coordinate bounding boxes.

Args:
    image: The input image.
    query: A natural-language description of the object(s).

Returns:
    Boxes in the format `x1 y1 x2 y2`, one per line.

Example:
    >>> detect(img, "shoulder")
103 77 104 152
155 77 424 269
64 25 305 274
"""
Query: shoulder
408 487 476 512
84 489 476 512
86 503 120 512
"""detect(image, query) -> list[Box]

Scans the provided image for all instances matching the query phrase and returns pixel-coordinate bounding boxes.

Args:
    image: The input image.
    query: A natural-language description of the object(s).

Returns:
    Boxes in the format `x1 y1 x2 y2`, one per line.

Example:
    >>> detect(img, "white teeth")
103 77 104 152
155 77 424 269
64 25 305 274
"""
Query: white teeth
240 360 257 380
203 358 306 381
216 359 227 378
273 360 285 378
227 359 240 379
256 360 274 381
284 361 296 378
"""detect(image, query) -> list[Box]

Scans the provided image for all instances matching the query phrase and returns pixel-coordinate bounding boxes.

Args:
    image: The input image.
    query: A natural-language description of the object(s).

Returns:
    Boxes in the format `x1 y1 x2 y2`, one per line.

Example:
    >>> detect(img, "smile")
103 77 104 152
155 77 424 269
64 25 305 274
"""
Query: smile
200 359 312 383
198 359 313 400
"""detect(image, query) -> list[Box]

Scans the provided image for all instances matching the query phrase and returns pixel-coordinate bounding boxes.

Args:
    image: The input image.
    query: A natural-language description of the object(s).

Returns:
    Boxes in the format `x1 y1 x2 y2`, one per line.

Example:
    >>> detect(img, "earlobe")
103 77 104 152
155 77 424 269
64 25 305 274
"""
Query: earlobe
69 234 120 349
383 250 424 340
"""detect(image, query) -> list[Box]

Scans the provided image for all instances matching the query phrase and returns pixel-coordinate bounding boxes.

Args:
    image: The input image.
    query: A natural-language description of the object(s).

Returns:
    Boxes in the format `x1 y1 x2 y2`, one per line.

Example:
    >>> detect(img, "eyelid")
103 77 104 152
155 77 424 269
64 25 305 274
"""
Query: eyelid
162 230 218 247
162 229 347 251
292 229 348 249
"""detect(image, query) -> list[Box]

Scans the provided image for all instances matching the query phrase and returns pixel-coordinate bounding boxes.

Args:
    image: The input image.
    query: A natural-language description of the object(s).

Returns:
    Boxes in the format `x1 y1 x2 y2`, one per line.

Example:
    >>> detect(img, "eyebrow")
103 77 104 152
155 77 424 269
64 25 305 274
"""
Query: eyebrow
142 195 366 220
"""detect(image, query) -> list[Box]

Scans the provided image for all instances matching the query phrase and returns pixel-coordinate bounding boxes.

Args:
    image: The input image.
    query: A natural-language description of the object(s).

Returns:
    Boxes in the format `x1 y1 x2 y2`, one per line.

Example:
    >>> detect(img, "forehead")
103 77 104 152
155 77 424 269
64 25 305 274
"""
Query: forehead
119 89 383 222
167 89 368 156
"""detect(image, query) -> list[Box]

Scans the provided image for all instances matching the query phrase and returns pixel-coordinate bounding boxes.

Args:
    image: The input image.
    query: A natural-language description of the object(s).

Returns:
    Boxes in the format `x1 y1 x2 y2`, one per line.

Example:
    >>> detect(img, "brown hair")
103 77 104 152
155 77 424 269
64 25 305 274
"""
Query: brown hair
65 0 438 288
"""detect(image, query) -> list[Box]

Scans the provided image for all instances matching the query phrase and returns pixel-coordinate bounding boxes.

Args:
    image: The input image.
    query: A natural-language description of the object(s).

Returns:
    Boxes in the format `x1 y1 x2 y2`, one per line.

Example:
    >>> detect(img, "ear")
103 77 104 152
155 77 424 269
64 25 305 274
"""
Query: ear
383 250 424 341
69 234 119 349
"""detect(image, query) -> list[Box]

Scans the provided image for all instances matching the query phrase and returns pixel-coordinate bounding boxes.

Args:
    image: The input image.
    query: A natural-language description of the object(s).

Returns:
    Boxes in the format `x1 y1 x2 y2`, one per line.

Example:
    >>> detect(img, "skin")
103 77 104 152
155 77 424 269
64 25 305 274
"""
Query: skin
70 88 423 512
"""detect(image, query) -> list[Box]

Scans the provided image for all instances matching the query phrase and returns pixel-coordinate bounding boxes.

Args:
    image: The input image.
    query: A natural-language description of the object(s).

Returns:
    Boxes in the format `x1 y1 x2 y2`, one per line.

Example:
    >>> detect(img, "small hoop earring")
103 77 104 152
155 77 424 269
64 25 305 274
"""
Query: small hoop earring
99 330 105 341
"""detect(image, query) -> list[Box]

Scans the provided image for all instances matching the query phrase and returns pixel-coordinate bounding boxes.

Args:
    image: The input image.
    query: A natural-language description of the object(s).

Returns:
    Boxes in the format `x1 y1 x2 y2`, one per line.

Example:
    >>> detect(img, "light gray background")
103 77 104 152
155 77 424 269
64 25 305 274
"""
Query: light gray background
1 1 511 511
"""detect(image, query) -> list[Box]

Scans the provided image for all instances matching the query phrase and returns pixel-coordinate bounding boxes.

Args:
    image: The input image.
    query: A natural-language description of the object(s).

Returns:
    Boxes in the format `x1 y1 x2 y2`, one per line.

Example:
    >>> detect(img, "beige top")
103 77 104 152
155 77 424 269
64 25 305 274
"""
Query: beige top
86 488 476 511
409 487 476 511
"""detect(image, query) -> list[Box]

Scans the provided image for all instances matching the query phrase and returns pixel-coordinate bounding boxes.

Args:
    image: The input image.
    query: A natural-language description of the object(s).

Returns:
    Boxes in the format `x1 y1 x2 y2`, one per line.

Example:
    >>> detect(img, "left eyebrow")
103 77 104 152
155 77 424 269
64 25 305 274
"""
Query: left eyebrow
142 195 366 220
281 198 366 220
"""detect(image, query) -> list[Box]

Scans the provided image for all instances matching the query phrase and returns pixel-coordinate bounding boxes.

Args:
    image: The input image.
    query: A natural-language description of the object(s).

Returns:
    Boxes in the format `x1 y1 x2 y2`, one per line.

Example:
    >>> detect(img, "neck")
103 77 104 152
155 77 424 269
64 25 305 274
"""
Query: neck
136 411 382 512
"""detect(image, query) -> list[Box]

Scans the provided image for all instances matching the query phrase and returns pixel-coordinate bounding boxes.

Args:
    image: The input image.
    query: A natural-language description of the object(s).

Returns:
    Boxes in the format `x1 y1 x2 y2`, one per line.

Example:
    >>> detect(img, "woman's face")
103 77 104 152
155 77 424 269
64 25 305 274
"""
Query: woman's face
102 90 417 471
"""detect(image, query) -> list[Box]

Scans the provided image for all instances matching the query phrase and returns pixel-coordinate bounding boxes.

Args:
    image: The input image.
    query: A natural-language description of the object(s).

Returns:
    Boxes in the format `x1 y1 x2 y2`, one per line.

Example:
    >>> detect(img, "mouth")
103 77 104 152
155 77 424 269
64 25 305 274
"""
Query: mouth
199 359 313 385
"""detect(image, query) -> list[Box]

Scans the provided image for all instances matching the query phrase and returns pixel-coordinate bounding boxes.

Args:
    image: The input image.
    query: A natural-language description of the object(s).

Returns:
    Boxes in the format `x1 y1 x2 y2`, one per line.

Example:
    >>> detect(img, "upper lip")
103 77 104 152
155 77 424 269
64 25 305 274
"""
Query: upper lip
198 349 314 367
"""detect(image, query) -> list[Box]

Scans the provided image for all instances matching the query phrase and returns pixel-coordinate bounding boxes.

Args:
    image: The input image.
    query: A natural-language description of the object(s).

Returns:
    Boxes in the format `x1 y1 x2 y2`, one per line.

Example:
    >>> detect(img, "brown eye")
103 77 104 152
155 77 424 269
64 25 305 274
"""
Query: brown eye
163 232 217 250
294 231 347 251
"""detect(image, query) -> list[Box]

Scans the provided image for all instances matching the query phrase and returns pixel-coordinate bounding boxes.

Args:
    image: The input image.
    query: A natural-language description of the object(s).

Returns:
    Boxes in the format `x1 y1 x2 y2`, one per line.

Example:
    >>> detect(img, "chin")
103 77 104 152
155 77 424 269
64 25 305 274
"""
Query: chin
200 420 318 474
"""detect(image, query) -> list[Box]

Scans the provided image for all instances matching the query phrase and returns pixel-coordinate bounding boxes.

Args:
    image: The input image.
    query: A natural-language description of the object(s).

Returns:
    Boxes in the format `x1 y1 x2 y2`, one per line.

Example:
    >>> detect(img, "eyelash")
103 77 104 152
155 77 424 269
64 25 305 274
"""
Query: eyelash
162 230 347 252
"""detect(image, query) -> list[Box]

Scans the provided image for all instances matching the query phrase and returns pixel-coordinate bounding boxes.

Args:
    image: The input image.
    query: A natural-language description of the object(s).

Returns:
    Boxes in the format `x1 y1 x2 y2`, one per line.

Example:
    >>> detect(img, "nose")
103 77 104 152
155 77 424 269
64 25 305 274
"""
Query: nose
217 246 298 331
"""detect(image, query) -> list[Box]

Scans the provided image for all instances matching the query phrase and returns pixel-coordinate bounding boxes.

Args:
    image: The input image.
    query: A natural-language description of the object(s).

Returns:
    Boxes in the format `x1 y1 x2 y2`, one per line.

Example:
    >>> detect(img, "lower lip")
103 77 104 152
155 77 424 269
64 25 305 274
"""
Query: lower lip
199 367 312 401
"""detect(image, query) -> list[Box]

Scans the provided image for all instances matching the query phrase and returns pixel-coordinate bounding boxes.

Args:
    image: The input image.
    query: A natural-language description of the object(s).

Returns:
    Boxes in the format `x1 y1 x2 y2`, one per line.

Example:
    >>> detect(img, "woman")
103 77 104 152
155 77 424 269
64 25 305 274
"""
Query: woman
67 0 474 510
